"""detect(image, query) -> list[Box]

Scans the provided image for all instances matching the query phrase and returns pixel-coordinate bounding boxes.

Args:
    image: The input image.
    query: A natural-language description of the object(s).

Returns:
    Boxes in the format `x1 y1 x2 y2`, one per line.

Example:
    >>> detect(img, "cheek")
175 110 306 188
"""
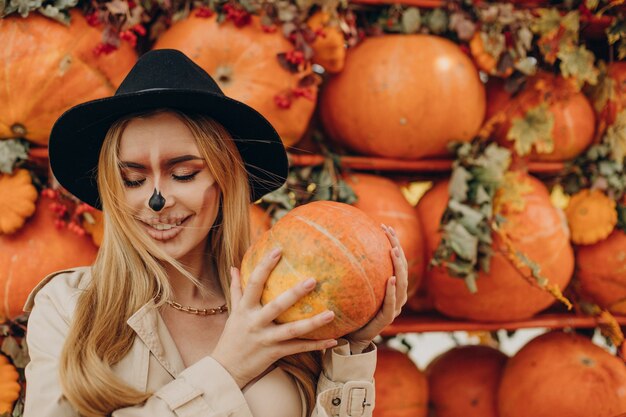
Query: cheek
200 184 220 218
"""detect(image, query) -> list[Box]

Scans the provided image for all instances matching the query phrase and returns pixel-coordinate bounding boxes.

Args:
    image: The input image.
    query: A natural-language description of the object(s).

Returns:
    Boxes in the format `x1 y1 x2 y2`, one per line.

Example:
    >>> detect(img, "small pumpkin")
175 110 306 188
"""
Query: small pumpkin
0 354 20 414
241 201 392 340
0 169 37 235
469 32 514 78
306 11 346 73
565 189 617 245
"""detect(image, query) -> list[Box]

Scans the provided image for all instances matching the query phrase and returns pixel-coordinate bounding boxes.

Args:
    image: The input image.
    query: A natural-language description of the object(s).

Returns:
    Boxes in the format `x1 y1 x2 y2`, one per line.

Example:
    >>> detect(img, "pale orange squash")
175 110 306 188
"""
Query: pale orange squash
240 201 392 339
0 169 37 235
0 199 98 320
154 15 317 147
345 173 425 297
427 345 507 417
320 34 485 159
416 173 573 321
374 346 428 417
498 331 626 417
0 10 136 145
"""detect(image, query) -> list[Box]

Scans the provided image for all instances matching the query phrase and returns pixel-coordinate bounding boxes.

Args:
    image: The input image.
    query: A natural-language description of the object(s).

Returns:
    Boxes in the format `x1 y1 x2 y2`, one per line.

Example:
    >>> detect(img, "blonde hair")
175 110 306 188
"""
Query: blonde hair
59 109 321 416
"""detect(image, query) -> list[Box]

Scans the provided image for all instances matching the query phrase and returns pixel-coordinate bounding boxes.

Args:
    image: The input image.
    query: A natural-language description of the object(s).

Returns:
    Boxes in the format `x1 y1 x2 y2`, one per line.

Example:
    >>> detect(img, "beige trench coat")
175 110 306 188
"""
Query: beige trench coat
23 267 376 417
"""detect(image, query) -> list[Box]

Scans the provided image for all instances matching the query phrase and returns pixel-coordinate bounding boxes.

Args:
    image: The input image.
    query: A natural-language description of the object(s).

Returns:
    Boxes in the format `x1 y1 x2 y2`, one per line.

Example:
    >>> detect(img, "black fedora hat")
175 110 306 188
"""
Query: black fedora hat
49 48 288 209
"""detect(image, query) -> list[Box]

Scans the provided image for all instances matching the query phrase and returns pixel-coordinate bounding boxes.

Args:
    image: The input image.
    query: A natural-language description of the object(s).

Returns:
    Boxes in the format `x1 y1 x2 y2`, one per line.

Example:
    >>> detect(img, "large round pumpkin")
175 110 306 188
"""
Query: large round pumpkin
493 72 595 161
576 229 626 314
593 62 626 139
345 173 425 297
0 10 136 145
240 201 392 339
154 15 317 147
374 346 428 417
319 34 485 159
427 345 507 417
498 331 626 417
0 198 98 320
417 172 574 321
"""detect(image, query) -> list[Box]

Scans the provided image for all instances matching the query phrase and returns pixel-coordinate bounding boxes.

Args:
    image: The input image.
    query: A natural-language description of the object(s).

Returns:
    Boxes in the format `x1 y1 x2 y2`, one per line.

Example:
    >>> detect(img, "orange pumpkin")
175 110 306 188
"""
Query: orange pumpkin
593 62 626 140
154 15 317 147
498 331 626 417
0 198 98 320
320 34 485 159
249 204 270 244
0 10 136 145
493 72 595 161
345 173 425 297
417 173 573 321
0 354 19 414
240 201 392 339
374 346 428 417
576 229 626 314
427 345 507 417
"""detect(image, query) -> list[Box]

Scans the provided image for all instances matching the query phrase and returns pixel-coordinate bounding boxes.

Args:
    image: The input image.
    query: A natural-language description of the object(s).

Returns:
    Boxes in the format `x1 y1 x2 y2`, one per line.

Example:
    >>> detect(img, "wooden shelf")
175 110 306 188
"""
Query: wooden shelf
288 153 565 175
380 311 626 335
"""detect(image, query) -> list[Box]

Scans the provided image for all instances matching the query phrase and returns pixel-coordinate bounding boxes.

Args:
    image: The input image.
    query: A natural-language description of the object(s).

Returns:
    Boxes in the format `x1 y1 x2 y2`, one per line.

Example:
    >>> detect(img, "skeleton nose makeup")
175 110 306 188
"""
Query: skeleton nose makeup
149 189 166 211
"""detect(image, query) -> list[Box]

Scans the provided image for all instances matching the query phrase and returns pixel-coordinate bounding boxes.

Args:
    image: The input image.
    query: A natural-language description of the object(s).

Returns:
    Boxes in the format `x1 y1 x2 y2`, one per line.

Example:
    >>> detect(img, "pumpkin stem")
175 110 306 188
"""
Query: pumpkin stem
215 65 234 87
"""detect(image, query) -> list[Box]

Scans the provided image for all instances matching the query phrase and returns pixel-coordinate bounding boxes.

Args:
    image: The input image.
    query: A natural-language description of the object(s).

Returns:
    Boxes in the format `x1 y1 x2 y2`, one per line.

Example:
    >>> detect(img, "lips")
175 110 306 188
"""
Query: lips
140 215 191 241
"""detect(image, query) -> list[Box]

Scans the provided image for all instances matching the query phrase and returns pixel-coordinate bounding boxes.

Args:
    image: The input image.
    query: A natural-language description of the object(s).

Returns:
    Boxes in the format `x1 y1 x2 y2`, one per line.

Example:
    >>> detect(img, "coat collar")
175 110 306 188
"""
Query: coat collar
126 300 186 378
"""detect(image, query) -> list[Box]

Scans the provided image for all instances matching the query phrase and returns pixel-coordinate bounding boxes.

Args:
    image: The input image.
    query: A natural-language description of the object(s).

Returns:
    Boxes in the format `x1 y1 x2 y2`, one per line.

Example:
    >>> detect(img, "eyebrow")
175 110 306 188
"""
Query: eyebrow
119 155 204 169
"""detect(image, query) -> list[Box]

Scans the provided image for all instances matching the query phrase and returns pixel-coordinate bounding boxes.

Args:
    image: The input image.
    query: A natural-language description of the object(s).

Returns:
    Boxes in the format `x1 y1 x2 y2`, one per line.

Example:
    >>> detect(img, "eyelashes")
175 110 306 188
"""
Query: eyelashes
122 172 200 188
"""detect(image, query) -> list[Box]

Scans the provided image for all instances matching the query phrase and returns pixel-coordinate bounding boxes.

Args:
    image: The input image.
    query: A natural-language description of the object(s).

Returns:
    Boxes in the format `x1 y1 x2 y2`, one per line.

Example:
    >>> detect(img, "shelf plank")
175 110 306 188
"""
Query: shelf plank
289 153 565 175
381 311 626 335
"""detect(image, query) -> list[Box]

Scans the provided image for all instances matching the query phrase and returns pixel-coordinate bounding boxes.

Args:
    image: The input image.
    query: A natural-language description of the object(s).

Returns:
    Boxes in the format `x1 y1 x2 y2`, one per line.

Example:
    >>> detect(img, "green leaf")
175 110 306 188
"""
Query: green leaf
475 184 491 205
449 166 471 201
448 199 485 234
531 8 562 36
561 11 580 37
425 8 448 34
443 220 478 262
605 110 626 162
401 7 421 34
557 45 599 88
0 139 29 174
1 336 29 369
507 103 555 156
514 56 537 76
464 272 478 294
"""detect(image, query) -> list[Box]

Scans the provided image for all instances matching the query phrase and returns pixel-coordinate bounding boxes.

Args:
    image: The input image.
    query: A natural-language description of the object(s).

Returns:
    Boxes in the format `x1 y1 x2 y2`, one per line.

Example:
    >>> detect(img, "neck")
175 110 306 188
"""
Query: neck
163 246 225 306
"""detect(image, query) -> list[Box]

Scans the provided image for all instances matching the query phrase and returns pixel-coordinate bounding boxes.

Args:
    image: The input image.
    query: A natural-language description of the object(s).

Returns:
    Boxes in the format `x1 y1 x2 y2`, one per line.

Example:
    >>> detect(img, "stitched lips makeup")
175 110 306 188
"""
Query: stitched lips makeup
140 216 192 241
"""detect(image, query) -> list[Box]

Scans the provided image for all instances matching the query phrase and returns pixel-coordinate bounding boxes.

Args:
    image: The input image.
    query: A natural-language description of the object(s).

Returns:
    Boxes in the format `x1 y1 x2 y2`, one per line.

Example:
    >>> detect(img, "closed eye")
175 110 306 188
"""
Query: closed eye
123 178 146 188
172 171 200 182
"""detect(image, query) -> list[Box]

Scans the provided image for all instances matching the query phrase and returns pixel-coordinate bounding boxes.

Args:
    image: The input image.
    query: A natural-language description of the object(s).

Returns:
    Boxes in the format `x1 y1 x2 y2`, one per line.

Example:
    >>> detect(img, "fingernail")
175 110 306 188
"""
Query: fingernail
270 248 282 259
321 310 335 321
303 278 316 290
393 247 401 257
326 339 338 348
381 223 388 231
390 276 397 285
389 227 396 236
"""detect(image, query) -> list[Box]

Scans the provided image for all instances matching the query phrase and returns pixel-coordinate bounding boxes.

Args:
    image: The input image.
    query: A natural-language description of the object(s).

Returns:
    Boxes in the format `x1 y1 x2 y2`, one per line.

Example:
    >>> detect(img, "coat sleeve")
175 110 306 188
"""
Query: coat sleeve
24 284 255 417
310 340 377 417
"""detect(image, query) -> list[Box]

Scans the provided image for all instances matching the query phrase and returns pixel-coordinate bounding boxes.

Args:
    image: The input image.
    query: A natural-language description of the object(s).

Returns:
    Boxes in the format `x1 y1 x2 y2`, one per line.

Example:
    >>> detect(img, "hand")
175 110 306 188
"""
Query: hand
211 248 338 389
345 224 408 353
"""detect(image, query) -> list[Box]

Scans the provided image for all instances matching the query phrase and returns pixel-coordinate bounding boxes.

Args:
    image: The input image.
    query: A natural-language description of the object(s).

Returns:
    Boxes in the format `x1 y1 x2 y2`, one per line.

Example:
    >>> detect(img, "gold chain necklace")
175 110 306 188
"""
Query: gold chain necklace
165 300 228 316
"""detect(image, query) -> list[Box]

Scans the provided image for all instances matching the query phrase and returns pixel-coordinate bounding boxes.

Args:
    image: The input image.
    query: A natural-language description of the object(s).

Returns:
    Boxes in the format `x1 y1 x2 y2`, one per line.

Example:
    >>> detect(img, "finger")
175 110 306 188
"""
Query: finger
230 266 243 311
258 277 318 324
382 224 402 250
270 310 335 342
391 247 408 307
377 276 397 325
279 338 338 357
242 247 282 308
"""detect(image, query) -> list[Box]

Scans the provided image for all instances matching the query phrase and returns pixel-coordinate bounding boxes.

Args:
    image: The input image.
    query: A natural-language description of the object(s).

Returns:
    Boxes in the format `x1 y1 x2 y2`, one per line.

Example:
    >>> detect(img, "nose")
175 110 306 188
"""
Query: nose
148 189 166 212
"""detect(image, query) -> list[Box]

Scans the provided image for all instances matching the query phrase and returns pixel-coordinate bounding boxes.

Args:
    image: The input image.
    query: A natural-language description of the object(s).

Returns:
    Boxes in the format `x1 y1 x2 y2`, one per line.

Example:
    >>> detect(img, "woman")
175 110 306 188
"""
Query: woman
23 49 408 417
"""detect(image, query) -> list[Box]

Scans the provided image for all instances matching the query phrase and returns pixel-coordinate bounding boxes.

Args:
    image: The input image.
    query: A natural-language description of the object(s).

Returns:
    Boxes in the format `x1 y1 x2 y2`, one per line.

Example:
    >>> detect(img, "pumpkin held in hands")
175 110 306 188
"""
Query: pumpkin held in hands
240 201 393 340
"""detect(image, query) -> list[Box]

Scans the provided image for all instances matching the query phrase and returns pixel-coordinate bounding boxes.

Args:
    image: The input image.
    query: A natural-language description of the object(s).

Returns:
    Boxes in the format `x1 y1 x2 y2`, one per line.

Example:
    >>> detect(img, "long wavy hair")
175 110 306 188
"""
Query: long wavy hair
58 109 321 416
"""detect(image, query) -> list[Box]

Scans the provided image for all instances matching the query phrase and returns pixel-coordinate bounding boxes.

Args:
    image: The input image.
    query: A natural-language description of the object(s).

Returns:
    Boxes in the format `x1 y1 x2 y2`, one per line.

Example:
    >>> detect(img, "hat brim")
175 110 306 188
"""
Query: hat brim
49 89 289 209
